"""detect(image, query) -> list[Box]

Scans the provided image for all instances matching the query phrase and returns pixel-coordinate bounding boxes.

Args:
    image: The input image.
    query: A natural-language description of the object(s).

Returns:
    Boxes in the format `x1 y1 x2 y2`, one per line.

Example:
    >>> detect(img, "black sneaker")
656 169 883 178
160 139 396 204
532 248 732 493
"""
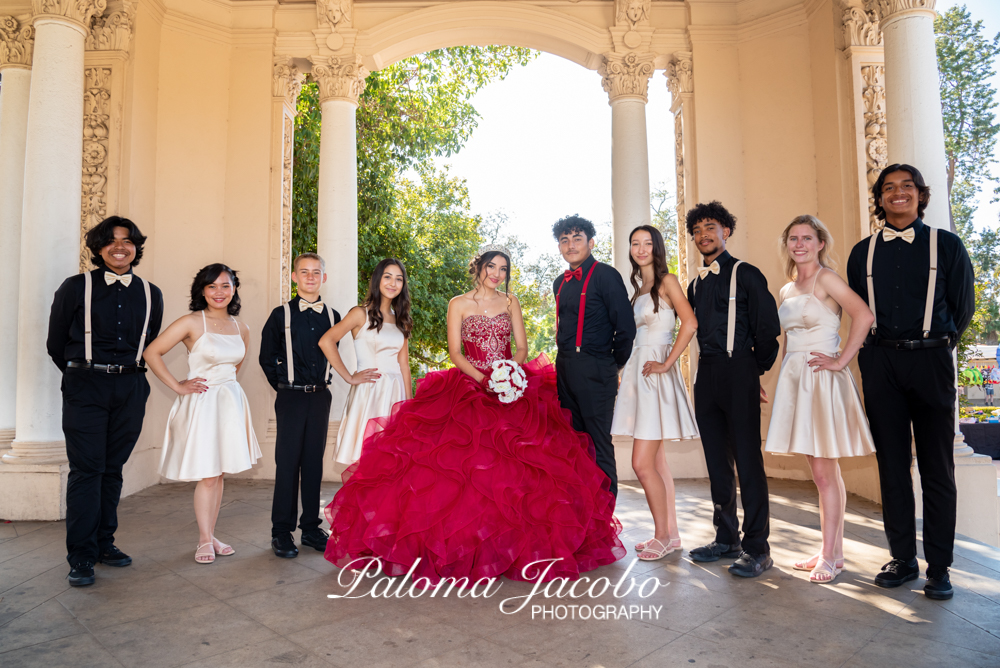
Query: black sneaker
68 561 96 587
689 541 743 563
271 533 298 559
924 566 954 600
728 551 773 578
300 529 329 552
874 558 919 588
98 545 133 567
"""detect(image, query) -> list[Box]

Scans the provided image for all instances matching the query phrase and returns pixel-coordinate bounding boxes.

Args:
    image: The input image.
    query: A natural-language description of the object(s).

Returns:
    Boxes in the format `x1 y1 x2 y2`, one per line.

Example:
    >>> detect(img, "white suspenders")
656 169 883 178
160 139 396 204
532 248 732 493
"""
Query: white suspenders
83 270 152 365
282 301 337 385
866 227 938 338
692 260 745 357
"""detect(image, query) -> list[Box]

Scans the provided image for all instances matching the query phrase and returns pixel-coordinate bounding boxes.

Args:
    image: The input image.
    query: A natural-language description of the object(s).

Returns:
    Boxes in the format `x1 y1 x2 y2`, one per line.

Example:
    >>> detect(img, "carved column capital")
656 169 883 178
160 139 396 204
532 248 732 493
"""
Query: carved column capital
600 51 655 104
842 2 882 46
30 0 107 30
310 55 368 105
866 0 935 22
0 16 35 68
85 0 134 52
273 57 304 109
665 51 693 100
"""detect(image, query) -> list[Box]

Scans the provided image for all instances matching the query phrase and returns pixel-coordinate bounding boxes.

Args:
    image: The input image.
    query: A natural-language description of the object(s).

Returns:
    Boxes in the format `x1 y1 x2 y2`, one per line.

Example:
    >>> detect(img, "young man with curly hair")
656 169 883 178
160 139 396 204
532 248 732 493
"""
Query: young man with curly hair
685 201 780 577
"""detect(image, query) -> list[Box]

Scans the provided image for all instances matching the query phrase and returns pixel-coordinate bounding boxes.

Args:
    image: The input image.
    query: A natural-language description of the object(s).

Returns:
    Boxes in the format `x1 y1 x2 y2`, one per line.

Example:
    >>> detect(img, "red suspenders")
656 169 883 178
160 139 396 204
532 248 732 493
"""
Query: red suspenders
555 261 599 352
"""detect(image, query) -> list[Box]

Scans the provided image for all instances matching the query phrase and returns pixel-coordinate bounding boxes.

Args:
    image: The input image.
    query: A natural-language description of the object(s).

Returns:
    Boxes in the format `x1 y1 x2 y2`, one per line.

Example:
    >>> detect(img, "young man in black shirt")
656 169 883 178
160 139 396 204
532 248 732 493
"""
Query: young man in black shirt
847 164 975 600
259 253 341 558
47 217 164 586
685 201 781 578
552 215 636 499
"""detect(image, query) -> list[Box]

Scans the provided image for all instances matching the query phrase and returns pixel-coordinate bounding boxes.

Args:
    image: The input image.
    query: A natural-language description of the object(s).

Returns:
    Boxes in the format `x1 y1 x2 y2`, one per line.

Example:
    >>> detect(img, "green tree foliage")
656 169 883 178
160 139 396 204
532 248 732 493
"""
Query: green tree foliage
936 5 1000 342
291 46 535 366
650 184 679 274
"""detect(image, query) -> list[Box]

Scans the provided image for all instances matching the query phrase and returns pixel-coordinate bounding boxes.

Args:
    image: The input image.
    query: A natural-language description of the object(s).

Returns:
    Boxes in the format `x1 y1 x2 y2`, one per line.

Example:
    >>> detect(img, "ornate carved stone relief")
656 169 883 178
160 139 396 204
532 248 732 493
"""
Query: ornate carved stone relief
615 0 649 49
273 57 304 109
862 65 887 233
317 0 352 29
31 0 107 28
0 16 34 68
842 3 882 46
281 115 294 302
85 1 134 52
80 67 112 270
599 51 655 103
310 55 368 104
673 113 687 285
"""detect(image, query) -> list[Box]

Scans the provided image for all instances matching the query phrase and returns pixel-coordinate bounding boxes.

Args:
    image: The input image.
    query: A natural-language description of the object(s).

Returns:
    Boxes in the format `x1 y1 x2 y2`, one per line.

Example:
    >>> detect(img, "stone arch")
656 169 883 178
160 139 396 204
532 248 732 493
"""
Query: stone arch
358 1 613 72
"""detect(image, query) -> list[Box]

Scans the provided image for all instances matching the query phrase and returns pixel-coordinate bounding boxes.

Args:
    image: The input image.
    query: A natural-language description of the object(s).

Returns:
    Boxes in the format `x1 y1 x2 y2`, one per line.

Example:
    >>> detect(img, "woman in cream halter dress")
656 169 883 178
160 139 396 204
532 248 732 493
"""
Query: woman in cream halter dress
334 322 407 464
764 216 875 585
143 263 261 565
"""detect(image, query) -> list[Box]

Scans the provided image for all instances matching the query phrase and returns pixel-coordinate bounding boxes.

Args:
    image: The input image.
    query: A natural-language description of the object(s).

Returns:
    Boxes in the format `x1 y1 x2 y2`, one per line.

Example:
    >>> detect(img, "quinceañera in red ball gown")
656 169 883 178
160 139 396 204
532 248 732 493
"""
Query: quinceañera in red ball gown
324 312 626 584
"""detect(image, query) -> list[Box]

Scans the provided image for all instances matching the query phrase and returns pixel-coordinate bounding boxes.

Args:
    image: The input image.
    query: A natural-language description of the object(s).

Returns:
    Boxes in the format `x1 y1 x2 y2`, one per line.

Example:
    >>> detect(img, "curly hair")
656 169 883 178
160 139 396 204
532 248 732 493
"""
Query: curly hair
189 263 241 316
363 258 413 338
872 163 930 221
469 250 513 317
84 216 147 268
552 215 597 241
685 201 737 237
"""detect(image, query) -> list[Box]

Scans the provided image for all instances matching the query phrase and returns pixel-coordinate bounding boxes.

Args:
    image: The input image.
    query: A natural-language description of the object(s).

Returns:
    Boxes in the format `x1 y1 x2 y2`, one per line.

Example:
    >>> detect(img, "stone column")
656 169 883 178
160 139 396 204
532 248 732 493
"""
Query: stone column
0 16 34 454
4 0 103 467
271 57 304 305
600 51 654 282
309 54 367 419
873 0 949 225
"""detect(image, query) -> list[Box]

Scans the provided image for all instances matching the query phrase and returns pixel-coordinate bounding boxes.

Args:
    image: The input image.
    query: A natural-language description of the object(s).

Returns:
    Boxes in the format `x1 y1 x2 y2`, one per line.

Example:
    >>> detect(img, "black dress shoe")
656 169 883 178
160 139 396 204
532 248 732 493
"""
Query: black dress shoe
271 533 298 558
300 529 329 552
874 558 919 588
68 562 96 587
924 566 954 600
689 541 743 563
728 551 773 578
98 545 133 567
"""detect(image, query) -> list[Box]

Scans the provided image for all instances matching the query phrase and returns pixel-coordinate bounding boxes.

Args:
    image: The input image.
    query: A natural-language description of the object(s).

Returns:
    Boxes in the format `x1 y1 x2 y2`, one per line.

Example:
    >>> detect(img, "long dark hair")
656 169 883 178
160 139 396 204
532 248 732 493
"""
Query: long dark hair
873 163 930 221
628 225 670 313
364 258 413 338
85 216 147 268
189 263 241 316
469 250 512 315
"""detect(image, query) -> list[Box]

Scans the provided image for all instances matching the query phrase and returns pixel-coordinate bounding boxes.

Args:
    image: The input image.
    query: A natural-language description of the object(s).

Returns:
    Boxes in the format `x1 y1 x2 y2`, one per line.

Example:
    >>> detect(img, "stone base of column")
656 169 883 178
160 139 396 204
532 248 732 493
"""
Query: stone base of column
0 428 14 457
914 454 1000 548
2 439 68 465
0 461 69 520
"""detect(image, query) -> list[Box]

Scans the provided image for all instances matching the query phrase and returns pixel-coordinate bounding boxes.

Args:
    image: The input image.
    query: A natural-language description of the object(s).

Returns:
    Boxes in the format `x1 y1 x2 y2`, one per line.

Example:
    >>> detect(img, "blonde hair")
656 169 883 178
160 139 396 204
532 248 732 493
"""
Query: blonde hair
779 215 837 281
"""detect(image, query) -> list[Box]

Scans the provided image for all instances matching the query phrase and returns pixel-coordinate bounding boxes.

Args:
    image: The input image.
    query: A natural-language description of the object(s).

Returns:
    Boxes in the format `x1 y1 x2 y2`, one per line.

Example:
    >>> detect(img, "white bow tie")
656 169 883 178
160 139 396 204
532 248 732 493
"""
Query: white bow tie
299 299 325 314
882 227 915 244
697 261 720 280
104 271 132 287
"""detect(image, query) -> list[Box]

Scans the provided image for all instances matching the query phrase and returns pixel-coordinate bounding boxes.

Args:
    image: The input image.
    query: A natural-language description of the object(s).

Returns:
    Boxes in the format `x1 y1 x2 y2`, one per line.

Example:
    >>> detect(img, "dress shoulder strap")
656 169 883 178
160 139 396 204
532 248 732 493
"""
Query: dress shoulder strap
200 309 207 334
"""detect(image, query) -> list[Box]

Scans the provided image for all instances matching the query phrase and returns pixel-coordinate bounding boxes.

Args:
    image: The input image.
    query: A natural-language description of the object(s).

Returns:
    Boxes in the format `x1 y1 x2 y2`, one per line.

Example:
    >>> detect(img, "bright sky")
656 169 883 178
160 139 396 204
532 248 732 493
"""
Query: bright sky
437 1 1000 260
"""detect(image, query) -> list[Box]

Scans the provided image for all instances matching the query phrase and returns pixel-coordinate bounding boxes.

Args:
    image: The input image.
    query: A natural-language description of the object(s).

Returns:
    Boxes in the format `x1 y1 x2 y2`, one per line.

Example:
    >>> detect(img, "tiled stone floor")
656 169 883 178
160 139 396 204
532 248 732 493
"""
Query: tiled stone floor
1 478 999 667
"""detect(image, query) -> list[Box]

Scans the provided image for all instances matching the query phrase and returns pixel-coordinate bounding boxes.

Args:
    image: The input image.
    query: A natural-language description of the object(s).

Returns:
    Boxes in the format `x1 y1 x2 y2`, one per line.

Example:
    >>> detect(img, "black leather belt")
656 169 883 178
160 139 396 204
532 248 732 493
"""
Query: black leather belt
66 361 147 374
866 335 951 350
277 383 326 392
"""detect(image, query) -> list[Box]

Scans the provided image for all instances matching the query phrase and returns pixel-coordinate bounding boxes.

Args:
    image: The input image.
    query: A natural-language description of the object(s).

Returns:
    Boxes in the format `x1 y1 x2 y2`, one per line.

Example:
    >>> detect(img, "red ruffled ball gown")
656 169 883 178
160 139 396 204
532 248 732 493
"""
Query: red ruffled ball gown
324 312 625 584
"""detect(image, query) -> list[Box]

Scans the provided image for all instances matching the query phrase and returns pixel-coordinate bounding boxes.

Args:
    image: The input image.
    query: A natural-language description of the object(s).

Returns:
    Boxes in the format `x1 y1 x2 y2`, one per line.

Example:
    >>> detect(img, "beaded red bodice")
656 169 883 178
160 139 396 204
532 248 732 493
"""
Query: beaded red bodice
460 313 513 373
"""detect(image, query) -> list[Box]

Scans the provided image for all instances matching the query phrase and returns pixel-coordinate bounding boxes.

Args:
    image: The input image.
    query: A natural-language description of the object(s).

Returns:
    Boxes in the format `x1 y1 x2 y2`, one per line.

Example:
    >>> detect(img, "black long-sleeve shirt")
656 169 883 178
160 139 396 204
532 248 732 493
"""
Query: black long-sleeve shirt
847 218 975 341
553 254 636 367
686 251 780 375
47 266 164 371
259 297 341 390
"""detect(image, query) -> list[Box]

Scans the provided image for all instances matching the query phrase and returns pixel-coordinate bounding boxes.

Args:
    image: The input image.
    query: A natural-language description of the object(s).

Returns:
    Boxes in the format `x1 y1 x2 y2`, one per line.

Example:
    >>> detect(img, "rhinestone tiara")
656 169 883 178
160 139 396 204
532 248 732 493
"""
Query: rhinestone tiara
477 243 511 257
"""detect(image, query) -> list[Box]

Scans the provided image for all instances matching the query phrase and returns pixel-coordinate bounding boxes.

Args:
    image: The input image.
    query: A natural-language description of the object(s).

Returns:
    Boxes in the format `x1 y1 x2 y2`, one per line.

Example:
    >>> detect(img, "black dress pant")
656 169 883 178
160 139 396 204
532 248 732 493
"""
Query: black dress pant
271 388 333 537
858 345 957 567
62 368 150 566
693 352 770 555
556 350 620 498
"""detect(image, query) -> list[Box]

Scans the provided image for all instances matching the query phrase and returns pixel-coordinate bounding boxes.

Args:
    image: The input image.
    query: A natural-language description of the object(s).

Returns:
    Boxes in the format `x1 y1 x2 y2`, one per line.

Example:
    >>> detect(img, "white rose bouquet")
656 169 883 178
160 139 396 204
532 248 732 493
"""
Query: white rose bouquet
484 360 527 404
